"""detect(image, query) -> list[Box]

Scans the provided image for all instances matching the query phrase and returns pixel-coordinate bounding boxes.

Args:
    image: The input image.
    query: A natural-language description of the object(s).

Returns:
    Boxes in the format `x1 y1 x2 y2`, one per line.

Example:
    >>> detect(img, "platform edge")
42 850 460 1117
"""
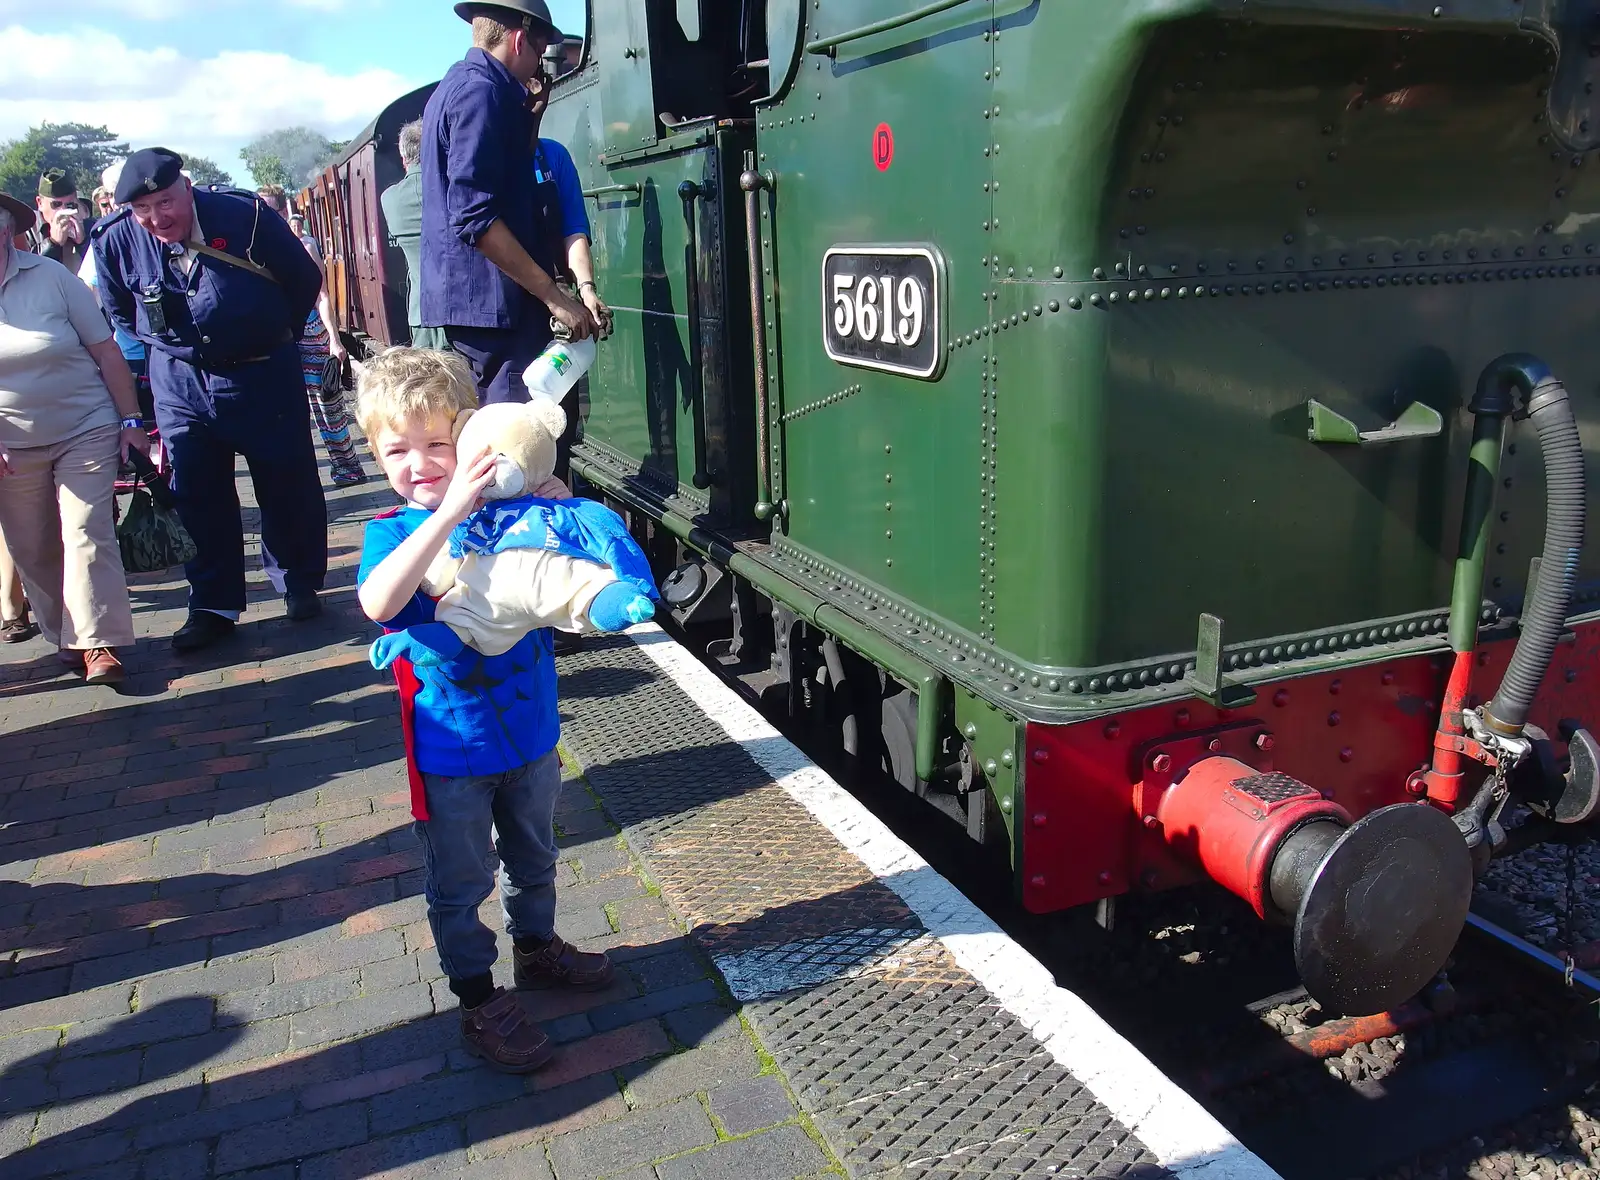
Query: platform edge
622 625 1283 1180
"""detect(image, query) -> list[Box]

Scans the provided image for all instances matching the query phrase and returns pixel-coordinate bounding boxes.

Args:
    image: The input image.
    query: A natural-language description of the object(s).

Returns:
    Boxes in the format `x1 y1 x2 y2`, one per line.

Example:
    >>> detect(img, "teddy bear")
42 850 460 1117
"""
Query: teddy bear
369 397 658 671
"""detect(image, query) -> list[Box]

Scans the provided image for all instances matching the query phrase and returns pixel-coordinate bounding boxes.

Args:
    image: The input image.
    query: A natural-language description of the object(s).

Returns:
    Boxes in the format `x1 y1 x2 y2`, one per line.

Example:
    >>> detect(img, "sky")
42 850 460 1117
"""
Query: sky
0 0 586 187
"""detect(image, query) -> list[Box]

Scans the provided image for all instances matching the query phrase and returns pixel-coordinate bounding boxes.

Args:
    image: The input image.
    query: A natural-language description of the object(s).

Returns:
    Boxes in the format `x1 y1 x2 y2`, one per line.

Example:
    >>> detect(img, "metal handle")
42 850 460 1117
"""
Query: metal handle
805 0 977 56
583 183 642 199
679 181 711 491
741 161 774 521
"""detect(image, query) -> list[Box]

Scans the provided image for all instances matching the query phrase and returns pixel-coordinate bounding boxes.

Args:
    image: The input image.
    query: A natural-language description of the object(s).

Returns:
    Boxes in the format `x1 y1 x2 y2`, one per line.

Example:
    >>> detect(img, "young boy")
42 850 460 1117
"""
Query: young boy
354 347 612 1073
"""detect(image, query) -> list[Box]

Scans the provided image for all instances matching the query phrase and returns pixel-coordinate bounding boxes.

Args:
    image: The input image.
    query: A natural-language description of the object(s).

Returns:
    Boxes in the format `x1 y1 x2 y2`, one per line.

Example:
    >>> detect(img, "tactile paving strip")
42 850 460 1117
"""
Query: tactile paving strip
558 636 1169 1179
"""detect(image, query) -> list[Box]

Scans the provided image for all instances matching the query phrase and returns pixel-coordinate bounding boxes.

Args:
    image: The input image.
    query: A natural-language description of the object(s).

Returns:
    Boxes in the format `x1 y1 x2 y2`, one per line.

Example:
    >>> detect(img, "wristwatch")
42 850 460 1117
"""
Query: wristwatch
119 417 145 430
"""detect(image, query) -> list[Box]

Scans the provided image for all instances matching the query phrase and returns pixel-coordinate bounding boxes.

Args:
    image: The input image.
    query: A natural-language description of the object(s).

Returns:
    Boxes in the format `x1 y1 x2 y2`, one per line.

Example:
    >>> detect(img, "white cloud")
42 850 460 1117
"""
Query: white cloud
0 0 355 17
0 25 413 185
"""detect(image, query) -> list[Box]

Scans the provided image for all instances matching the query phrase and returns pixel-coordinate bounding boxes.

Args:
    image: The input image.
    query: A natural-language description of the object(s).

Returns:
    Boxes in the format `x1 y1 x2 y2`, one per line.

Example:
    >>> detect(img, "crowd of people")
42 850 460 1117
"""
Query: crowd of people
3 0 635 1073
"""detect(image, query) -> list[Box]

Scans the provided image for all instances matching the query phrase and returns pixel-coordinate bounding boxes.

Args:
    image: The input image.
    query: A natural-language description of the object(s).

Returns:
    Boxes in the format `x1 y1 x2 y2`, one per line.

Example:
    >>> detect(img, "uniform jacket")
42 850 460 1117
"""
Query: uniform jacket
420 48 542 332
91 187 322 371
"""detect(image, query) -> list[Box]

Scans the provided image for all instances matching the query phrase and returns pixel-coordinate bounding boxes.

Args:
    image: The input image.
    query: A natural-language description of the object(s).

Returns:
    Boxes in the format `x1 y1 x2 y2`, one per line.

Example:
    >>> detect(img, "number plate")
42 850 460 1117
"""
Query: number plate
822 247 944 380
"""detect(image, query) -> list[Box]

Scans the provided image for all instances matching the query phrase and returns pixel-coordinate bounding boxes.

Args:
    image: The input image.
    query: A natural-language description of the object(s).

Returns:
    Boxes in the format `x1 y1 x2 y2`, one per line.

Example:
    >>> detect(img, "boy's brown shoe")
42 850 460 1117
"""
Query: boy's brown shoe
513 934 615 991
460 988 553 1073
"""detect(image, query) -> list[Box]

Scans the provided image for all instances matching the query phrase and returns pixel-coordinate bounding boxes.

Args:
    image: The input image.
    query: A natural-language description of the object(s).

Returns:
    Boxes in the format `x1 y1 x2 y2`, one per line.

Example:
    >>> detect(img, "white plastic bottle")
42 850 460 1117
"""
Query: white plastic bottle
523 333 596 403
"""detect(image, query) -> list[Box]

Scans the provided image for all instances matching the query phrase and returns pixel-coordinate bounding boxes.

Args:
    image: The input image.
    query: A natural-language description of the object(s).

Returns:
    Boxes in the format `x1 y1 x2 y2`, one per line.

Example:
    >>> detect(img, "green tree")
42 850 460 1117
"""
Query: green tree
242 152 291 190
180 154 234 188
0 123 128 200
240 128 344 189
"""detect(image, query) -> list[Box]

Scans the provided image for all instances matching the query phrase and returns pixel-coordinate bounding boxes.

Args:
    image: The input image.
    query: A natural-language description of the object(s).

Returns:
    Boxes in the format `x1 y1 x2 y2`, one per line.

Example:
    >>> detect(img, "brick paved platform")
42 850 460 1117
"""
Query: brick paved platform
0 457 1274 1180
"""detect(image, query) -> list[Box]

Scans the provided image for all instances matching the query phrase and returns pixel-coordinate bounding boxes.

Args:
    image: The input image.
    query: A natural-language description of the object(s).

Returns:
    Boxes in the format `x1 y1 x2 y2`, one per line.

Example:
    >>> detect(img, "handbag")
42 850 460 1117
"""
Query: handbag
116 450 197 574
319 353 345 405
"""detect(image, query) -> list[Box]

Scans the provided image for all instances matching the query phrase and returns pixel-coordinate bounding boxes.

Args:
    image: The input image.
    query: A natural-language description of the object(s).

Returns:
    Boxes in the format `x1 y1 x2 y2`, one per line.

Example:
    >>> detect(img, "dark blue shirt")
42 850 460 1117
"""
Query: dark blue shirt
358 506 559 781
420 48 539 331
91 186 322 368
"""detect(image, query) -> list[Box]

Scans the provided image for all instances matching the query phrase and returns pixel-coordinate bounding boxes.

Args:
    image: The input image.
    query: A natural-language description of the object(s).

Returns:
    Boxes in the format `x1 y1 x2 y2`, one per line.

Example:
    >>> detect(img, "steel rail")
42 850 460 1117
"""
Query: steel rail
1465 911 1600 997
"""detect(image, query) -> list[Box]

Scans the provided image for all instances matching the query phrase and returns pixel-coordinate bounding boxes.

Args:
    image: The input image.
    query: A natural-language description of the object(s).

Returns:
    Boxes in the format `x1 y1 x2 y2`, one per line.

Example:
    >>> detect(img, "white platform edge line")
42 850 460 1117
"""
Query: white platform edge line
623 624 1282 1180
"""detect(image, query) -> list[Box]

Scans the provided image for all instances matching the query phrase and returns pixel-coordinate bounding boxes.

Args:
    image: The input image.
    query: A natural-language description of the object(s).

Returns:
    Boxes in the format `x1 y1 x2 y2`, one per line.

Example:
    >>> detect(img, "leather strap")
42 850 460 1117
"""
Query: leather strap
190 242 279 285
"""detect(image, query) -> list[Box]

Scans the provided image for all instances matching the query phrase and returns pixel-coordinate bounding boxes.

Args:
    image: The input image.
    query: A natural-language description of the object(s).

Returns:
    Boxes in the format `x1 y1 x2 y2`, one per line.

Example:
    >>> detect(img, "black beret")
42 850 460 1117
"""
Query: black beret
38 169 75 199
114 148 185 206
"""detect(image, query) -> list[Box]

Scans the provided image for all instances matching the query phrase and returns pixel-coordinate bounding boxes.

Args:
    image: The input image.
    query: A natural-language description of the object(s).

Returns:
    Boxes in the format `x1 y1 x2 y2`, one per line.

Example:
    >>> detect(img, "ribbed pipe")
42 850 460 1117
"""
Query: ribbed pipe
1480 358 1587 733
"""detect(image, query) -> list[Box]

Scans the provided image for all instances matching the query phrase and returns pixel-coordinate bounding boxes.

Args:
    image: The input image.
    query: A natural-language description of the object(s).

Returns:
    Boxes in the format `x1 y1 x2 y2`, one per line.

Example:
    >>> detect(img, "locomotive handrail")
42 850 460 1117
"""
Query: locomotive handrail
678 181 712 491
741 161 776 522
582 183 642 199
804 0 977 56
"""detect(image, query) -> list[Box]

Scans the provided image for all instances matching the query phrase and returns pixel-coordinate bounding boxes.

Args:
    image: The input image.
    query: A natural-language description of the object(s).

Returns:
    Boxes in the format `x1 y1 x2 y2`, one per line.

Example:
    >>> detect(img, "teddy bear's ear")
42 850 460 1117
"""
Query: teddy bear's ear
527 396 567 438
451 408 476 443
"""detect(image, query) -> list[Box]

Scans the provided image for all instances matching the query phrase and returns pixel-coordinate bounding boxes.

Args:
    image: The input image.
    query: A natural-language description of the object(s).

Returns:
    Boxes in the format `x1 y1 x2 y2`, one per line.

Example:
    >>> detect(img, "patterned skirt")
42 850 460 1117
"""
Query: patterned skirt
299 311 365 485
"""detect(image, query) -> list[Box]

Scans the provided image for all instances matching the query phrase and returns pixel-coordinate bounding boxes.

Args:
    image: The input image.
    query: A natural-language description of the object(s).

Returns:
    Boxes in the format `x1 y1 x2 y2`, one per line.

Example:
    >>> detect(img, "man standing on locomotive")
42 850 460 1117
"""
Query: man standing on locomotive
91 148 329 652
421 0 597 405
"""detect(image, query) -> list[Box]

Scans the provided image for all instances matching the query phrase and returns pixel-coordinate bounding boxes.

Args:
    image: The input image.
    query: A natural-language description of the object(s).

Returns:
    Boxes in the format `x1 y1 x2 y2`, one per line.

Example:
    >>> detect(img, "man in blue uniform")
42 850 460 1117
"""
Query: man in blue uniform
92 148 328 651
422 0 597 405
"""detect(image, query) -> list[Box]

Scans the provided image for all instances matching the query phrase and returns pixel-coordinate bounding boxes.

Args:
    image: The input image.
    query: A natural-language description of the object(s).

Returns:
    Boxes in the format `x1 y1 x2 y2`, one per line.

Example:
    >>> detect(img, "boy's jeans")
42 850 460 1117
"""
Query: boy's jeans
415 750 561 982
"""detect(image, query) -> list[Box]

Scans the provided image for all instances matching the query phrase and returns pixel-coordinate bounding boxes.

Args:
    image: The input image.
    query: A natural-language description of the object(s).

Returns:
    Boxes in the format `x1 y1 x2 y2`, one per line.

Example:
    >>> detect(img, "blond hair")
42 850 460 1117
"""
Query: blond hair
354 347 478 443
472 14 512 50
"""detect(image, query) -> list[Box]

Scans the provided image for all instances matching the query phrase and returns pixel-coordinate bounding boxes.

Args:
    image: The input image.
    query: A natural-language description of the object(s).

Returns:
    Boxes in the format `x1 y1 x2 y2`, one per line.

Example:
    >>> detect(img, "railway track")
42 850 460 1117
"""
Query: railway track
669 624 1600 1180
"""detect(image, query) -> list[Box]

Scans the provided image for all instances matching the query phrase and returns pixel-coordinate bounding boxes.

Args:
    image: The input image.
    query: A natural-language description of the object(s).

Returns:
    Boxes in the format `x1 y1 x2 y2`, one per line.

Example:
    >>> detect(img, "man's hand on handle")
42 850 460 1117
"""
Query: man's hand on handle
580 284 613 341
547 288 599 342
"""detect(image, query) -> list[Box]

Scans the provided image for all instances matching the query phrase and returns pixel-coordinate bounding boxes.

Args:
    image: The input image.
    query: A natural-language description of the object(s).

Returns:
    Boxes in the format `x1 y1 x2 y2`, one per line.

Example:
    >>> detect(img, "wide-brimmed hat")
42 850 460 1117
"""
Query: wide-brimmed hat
453 0 561 39
0 193 37 236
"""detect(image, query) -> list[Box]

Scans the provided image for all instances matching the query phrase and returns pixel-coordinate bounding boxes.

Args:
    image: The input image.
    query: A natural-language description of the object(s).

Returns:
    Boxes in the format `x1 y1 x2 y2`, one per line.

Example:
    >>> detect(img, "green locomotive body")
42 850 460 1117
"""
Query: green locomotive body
518 0 1600 1013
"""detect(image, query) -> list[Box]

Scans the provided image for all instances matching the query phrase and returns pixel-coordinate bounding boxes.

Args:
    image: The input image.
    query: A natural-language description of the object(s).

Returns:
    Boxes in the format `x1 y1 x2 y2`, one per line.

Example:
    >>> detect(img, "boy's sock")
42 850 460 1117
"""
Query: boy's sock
449 972 496 1010
585 582 655 632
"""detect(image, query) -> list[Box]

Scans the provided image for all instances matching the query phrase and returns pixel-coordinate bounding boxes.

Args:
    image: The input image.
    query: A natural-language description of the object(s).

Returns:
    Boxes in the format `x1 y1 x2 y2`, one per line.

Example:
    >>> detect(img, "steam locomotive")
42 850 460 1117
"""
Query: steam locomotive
305 0 1600 1017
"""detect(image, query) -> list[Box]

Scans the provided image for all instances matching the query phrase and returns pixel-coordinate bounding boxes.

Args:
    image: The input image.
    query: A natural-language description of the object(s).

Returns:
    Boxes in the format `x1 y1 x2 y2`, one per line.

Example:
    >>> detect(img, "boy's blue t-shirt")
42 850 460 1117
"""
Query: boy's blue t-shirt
534 139 591 240
358 506 559 793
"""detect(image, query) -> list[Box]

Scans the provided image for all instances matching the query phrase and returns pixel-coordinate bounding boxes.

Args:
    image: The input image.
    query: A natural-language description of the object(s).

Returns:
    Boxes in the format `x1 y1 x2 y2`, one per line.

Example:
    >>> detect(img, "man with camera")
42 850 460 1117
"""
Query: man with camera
32 169 95 275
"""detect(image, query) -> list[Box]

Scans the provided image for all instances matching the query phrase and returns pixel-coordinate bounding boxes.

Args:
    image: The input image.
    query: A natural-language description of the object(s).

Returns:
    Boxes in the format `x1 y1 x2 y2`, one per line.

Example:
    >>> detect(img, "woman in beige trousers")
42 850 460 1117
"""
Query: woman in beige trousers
0 193 148 684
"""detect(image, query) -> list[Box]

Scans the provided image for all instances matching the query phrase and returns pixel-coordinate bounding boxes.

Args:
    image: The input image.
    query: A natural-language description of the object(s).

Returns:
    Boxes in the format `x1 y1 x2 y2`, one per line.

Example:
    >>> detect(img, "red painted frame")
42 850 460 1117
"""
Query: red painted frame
1018 618 1600 914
